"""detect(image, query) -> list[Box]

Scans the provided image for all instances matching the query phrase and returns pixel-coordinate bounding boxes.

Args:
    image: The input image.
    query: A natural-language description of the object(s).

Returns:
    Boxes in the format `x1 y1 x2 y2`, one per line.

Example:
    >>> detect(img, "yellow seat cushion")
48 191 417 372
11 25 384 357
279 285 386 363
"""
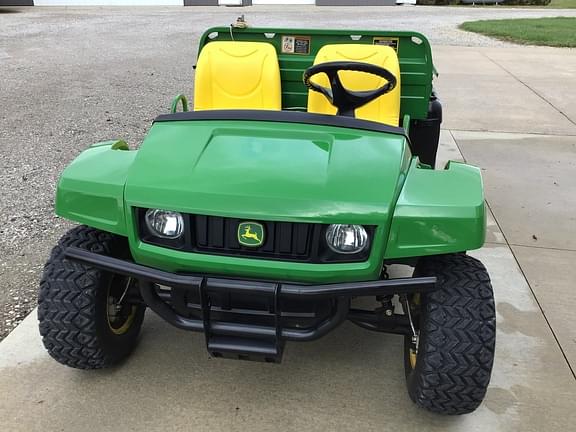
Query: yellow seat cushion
307 44 401 126
194 41 282 111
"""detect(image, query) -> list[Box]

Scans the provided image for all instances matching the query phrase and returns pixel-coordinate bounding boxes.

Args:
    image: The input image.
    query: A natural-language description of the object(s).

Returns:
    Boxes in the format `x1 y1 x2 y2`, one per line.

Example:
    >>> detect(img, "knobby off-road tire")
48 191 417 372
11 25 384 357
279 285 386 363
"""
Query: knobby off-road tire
38 225 145 369
404 253 496 415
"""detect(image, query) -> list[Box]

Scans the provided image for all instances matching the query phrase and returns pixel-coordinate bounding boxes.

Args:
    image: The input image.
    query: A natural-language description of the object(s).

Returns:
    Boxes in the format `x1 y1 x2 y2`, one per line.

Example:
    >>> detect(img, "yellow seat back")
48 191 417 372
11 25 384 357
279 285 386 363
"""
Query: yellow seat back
307 44 401 126
194 41 282 111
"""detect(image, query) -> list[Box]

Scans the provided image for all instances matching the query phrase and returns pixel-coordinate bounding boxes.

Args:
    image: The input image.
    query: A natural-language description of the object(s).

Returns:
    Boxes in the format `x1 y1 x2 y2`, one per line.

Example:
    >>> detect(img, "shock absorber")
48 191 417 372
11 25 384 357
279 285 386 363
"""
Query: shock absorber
376 265 394 316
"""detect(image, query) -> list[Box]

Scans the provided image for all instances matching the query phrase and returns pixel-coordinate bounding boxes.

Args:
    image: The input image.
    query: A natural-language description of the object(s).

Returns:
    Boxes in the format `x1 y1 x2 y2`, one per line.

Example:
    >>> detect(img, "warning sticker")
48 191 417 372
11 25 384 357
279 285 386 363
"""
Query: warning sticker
281 35 311 55
373 37 399 52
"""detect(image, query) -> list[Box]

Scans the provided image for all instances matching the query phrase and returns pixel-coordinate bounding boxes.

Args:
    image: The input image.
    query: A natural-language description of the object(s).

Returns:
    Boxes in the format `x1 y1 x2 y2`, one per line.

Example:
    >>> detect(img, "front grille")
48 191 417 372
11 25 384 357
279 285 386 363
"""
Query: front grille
137 208 374 263
193 215 317 261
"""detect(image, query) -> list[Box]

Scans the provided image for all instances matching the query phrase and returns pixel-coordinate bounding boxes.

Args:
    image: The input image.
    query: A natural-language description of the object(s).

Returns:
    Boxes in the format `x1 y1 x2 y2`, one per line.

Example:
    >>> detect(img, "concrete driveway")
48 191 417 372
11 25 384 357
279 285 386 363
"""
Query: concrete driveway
1 6 576 432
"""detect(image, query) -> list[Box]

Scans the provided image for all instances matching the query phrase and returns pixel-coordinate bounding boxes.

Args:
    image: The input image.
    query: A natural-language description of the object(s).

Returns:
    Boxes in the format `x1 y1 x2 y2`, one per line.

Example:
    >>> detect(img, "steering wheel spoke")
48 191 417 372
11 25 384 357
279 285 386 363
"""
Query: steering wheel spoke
327 70 346 105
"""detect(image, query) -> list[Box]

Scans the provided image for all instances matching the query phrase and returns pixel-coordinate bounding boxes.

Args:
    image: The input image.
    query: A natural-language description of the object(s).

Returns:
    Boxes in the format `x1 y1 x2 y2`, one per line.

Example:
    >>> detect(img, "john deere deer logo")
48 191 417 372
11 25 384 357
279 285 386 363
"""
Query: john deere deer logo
238 222 264 247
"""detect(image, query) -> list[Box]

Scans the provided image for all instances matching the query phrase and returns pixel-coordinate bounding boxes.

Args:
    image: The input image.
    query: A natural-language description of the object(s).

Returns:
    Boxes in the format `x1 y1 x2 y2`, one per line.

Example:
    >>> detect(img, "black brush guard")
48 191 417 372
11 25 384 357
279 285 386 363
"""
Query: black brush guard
65 247 436 363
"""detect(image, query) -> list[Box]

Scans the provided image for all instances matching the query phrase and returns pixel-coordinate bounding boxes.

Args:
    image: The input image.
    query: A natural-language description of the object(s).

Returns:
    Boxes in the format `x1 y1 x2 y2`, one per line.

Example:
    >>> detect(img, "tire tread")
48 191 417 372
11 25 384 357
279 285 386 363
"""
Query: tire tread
38 226 136 369
408 254 496 414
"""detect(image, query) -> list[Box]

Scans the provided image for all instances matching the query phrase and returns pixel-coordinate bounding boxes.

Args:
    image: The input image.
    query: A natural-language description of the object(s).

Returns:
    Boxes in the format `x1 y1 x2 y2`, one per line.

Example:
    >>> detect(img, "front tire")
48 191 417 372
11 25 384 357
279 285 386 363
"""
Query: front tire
38 225 145 369
404 253 496 414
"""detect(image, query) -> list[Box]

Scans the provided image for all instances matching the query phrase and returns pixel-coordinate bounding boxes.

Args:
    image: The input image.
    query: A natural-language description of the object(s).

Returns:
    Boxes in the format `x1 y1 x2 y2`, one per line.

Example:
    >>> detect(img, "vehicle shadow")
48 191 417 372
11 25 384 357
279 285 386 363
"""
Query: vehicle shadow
0 8 22 14
79 313 466 430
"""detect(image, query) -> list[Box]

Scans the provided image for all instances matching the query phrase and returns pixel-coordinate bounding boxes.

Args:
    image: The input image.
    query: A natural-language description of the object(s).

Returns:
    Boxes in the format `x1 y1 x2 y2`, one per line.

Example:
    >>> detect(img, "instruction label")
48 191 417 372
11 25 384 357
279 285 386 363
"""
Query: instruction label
373 37 399 52
281 35 311 55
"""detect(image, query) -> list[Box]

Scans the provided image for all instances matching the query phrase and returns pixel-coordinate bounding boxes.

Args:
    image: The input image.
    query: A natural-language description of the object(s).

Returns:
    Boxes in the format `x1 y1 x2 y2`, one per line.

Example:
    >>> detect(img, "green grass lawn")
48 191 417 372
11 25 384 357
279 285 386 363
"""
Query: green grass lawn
460 17 576 47
454 0 576 8
548 0 576 8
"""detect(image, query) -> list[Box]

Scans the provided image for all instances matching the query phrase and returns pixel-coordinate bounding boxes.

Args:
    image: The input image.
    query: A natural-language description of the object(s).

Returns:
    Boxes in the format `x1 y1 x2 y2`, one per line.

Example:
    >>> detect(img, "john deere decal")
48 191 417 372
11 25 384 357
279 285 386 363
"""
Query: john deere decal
238 222 265 247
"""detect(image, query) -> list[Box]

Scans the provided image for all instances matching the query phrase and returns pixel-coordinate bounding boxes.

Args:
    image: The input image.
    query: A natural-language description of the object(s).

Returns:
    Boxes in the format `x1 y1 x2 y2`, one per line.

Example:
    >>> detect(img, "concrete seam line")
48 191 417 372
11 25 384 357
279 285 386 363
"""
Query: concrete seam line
480 51 576 129
451 130 576 381
484 199 576 381
449 128 576 138
448 129 466 163
508 243 576 253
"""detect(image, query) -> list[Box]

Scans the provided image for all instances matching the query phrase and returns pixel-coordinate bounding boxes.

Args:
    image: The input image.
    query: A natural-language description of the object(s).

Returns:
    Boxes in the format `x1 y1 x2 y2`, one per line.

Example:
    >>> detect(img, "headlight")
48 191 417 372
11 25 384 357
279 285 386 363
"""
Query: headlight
325 224 369 254
145 209 184 239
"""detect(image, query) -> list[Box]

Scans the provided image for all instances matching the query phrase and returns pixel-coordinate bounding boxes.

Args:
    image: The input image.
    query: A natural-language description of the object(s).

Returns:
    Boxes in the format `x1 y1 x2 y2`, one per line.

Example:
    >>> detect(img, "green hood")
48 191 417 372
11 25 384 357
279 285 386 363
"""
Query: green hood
124 119 409 225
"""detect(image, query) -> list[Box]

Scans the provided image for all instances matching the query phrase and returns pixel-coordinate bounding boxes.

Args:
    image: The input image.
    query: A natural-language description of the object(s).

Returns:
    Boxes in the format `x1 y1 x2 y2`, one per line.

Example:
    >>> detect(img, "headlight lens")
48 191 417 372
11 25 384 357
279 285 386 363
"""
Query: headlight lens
325 224 369 254
145 209 184 239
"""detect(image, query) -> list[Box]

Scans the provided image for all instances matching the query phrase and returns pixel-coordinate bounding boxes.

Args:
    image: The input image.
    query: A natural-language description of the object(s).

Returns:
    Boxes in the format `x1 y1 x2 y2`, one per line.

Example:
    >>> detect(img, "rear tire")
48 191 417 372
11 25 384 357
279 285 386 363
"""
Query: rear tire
38 225 145 369
404 253 496 414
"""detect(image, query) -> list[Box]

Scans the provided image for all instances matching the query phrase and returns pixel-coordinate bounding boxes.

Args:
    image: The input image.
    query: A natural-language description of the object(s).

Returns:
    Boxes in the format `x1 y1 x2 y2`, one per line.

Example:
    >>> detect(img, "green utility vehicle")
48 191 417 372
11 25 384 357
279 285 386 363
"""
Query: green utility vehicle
39 26 495 415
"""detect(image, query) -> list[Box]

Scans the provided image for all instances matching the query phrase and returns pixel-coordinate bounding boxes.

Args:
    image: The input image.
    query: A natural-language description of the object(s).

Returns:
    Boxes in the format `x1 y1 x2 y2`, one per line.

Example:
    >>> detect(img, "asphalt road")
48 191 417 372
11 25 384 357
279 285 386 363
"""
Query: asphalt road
1 4 576 340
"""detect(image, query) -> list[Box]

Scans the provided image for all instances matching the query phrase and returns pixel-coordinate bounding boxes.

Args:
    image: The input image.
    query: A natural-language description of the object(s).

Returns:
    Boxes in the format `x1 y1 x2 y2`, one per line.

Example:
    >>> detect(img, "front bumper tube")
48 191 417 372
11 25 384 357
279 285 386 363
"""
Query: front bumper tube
65 246 436 363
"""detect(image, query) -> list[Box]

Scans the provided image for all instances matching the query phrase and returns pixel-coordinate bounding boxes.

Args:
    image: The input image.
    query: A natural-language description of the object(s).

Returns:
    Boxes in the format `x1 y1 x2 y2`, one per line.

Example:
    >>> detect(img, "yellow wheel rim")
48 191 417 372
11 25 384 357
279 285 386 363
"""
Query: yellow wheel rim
409 348 417 369
107 305 137 335
408 293 420 369
106 277 137 335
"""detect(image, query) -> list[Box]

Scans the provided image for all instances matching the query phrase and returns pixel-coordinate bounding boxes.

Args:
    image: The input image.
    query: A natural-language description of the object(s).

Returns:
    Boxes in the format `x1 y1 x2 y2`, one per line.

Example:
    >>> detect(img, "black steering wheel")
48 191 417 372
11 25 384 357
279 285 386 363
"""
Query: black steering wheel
303 61 398 118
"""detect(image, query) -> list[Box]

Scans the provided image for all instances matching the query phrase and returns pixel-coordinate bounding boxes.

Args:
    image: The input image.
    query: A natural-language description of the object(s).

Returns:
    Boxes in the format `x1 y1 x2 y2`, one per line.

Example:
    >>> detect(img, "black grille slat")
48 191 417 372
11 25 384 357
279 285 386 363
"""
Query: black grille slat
226 218 241 250
210 217 225 248
278 222 293 254
262 221 275 253
294 223 309 255
196 215 208 247
309 225 323 259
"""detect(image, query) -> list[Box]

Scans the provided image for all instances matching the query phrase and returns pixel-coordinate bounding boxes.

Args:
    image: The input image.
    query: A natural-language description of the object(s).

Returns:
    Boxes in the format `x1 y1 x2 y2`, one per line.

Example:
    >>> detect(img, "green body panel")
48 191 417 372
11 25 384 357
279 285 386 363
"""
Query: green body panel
198 27 435 120
385 161 486 258
55 141 136 236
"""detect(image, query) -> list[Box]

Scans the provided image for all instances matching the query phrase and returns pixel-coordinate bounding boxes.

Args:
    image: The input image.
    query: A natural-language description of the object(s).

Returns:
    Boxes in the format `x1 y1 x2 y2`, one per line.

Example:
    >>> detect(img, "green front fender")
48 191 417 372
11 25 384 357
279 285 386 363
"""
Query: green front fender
384 160 486 259
55 140 136 236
